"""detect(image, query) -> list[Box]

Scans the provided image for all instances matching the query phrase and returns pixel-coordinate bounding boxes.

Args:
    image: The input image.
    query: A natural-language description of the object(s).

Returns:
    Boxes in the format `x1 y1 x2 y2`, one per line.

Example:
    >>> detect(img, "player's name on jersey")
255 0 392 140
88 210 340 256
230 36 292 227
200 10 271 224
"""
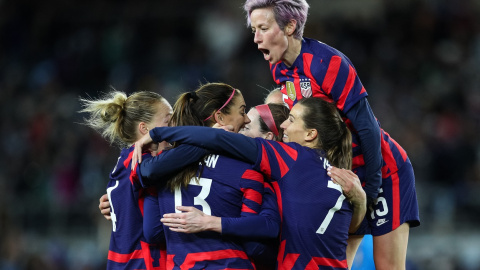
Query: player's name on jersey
203 154 219 168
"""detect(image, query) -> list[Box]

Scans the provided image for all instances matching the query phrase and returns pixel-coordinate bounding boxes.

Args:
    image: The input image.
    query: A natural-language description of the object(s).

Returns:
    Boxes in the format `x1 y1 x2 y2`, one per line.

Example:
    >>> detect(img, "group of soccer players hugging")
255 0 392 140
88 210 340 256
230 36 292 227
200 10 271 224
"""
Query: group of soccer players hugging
80 0 420 269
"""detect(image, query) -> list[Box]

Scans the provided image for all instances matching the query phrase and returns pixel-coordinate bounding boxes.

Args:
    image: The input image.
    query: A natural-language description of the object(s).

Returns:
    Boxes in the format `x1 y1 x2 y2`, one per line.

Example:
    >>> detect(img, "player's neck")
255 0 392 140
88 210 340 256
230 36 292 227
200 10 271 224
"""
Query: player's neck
282 37 302 67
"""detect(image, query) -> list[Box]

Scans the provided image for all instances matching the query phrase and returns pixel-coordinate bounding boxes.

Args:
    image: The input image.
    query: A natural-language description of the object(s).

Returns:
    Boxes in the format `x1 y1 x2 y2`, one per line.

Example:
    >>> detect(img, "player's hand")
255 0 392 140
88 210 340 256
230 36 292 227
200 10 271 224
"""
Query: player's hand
161 206 221 233
99 194 111 220
327 166 366 207
327 166 367 233
131 132 154 170
212 123 234 132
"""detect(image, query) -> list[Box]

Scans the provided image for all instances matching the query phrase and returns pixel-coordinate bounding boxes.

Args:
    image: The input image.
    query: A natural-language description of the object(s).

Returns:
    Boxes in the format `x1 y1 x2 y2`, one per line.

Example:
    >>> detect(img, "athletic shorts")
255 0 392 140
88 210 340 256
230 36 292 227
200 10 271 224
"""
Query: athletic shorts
352 158 420 236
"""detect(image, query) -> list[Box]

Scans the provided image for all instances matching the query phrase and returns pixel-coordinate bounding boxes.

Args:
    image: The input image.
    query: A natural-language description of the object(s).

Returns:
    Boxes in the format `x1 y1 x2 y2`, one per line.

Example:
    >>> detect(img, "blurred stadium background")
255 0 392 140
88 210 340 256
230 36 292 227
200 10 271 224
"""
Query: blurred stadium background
1 0 479 269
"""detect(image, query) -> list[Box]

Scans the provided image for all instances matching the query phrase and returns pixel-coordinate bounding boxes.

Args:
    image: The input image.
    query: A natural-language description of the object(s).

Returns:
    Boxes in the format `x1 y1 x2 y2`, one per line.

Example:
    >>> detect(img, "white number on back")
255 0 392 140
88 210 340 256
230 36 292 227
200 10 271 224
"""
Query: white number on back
107 180 119 232
174 177 212 215
316 180 346 234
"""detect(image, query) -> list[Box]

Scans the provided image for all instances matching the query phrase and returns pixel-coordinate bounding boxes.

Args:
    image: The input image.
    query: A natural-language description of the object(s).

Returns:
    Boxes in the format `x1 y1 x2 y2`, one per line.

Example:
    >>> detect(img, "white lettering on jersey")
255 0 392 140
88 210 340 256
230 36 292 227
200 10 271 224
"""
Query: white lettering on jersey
319 156 331 170
204 154 219 168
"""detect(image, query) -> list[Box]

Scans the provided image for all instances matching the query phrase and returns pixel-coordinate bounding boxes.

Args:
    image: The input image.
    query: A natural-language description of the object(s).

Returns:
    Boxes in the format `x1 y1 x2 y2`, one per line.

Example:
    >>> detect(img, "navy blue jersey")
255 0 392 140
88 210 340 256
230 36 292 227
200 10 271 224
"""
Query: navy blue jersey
107 146 164 270
149 127 353 269
144 154 265 269
253 139 351 269
271 37 419 231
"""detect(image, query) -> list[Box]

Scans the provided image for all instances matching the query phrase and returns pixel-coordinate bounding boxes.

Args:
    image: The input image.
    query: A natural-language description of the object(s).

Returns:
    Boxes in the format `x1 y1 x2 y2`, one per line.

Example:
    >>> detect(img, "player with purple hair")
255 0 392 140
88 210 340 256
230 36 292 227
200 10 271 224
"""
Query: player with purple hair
243 0 420 269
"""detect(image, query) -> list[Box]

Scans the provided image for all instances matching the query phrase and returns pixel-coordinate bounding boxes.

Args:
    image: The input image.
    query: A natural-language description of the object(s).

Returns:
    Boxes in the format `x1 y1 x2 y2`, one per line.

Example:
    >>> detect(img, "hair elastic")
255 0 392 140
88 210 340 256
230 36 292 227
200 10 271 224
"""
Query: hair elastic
256 104 279 136
203 88 236 122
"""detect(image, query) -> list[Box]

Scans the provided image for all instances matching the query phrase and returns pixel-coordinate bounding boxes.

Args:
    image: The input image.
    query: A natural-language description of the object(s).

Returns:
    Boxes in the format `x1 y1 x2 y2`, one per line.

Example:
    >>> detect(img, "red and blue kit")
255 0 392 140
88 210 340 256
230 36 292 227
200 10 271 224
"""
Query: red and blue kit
143 154 267 269
149 126 356 269
107 146 164 270
271 37 420 235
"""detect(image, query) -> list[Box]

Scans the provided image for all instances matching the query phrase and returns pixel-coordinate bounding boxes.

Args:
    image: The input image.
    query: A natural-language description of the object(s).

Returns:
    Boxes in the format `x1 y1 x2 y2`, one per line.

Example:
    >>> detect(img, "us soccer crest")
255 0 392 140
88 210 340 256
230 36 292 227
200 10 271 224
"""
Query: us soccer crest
300 78 312 98
286 81 296 101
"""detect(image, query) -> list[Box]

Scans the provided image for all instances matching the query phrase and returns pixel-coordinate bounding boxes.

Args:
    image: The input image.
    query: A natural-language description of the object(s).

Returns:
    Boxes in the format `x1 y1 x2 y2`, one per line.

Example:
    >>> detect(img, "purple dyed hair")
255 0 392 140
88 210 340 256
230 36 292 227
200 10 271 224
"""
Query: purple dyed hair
244 0 310 40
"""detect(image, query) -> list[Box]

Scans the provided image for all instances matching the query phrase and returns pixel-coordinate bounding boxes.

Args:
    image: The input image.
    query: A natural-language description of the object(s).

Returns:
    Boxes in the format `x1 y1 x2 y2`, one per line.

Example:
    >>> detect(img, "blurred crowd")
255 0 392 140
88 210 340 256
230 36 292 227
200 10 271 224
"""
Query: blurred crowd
0 0 479 269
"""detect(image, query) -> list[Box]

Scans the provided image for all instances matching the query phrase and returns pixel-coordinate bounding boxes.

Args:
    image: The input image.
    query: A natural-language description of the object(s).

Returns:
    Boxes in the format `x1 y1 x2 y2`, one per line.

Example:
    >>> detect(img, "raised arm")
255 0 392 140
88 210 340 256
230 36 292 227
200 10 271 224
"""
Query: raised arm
137 144 208 187
148 126 259 164
345 98 382 204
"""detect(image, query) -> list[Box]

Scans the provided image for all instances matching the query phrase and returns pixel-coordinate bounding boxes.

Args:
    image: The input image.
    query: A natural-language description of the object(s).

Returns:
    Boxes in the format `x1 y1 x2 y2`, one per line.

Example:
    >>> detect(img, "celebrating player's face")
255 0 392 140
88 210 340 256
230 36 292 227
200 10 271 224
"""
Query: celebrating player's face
280 103 309 145
220 93 250 133
239 108 265 139
250 7 288 64
148 100 173 129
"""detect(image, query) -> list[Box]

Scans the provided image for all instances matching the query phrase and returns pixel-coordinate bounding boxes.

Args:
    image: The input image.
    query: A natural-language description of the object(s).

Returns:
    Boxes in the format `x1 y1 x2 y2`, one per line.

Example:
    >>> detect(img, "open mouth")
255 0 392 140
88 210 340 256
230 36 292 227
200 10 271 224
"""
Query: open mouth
259 48 270 60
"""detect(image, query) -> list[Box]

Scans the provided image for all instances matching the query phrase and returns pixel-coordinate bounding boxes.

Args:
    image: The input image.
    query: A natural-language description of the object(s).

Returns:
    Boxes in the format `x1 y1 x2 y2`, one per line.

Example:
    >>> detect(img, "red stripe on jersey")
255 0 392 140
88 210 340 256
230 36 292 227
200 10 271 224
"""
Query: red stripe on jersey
385 132 408 162
271 181 283 223
381 133 400 178
241 204 258 214
265 142 290 178
272 63 281 84
321 56 342 95
259 145 272 178
352 154 365 169
292 67 302 100
391 171 401 230
310 257 348 269
360 86 367 95
141 241 155 270
167 254 175 270
108 249 143 263
241 188 263 205
277 240 300 270
275 142 298 161
337 65 356 111
159 247 167 270
138 195 145 216
241 169 264 183
123 150 134 169
180 249 250 270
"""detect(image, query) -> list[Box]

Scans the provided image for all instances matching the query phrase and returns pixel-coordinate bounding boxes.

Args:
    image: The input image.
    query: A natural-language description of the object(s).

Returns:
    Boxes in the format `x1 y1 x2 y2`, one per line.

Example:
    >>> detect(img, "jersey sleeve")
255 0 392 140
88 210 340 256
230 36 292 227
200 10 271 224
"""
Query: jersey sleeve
345 98 382 199
316 52 367 113
137 144 208 188
143 193 165 244
252 139 300 182
222 182 280 238
238 169 264 216
149 126 258 164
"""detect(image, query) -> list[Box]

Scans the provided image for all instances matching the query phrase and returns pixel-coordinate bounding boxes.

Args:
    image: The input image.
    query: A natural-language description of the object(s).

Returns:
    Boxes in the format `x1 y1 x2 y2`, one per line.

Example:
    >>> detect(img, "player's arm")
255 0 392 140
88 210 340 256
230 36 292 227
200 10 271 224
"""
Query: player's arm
345 97 382 204
143 193 165 244
222 182 280 238
133 126 259 165
137 144 208 187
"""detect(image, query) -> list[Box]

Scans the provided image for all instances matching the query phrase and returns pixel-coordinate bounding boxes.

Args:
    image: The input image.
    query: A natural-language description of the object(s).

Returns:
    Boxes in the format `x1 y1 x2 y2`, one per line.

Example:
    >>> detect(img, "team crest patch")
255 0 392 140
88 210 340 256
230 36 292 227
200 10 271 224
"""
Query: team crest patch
286 81 296 101
300 78 312 98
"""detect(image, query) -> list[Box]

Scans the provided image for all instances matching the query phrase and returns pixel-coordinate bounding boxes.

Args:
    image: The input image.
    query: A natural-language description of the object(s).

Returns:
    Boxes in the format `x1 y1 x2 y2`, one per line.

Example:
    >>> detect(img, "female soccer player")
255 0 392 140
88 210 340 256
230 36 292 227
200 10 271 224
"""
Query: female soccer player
134 97 367 270
243 1 420 269
80 90 173 270
141 83 278 269
158 103 290 270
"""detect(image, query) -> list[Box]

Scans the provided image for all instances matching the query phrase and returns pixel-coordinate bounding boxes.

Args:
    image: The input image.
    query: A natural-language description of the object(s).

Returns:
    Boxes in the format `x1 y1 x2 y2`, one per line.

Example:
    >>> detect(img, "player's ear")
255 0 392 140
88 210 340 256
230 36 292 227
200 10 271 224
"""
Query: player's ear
285 19 297 36
305 128 317 142
265 132 274 140
214 111 225 125
138 122 149 135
